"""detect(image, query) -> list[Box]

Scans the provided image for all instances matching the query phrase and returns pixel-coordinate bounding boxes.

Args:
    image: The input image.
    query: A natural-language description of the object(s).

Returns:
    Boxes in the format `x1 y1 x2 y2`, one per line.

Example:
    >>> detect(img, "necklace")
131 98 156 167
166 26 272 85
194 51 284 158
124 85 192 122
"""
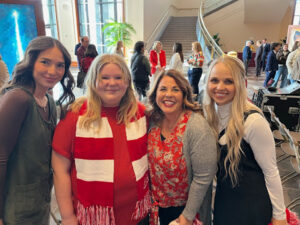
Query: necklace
34 95 47 112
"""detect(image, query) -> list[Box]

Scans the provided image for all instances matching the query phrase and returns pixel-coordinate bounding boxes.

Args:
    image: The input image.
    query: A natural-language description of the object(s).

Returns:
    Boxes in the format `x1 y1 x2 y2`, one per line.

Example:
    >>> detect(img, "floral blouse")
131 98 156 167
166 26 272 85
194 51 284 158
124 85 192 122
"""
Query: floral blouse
148 111 201 225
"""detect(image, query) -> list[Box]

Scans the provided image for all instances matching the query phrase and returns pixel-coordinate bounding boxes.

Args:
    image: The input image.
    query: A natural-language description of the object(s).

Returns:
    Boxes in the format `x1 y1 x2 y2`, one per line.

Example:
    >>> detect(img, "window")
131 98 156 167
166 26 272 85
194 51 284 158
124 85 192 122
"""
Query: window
77 0 123 54
293 0 300 25
42 0 58 38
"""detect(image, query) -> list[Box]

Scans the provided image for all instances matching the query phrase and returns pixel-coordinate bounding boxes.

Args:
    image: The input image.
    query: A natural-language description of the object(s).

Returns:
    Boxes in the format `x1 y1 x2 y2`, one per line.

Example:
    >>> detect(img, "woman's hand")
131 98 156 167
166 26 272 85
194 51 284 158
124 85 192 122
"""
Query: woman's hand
0 218 4 225
61 214 78 225
271 218 288 225
178 214 193 225
156 65 162 70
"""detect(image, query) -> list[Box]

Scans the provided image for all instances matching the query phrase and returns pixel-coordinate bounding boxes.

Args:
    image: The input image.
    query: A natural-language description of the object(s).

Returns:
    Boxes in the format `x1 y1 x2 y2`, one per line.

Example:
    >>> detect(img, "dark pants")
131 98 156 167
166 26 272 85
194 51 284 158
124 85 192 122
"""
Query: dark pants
138 215 149 225
255 60 262 76
134 80 149 100
264 70 276 87
159 206 185 225
188 68 202 95
243 59 250 76
262 56 267 71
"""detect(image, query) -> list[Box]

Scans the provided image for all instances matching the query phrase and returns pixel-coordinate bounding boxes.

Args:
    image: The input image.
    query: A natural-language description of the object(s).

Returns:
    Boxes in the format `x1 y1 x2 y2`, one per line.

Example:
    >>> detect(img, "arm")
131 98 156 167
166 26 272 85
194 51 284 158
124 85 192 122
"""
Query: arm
244 113 286 221
149 51 157 67
160 50 166 68
142 56 151 76
0 61 9 87
286 51 294 74
182 114 218 221
52 111 78 225
0 89 30 220
52 152 78 225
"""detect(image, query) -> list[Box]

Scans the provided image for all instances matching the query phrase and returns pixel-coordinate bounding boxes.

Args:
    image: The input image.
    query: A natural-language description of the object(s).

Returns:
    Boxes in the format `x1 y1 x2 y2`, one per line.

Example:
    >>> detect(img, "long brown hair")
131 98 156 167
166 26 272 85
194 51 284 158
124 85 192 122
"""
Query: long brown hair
147 69 201 124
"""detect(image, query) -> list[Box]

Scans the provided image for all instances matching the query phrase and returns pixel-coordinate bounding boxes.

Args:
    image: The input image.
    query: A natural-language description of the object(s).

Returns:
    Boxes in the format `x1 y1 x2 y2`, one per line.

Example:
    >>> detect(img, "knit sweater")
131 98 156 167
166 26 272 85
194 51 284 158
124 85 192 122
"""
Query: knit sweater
149 112 217 224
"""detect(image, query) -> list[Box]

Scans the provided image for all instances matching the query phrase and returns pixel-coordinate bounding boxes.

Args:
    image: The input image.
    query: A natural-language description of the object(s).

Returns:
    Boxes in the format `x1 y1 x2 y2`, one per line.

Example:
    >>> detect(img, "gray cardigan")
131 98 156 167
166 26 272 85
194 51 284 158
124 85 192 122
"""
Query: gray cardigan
181 112 217 225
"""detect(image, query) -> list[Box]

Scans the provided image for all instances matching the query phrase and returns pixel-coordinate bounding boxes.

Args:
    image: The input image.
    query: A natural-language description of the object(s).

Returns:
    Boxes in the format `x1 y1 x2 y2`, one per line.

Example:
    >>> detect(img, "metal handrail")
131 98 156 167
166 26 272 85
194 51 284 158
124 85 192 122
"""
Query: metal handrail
197 0 224 61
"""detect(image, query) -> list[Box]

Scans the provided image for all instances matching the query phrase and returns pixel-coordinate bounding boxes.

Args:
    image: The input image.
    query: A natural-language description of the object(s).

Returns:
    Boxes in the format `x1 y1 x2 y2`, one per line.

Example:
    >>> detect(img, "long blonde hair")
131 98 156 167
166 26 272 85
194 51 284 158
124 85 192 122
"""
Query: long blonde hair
203 55 261 186
71 54 138 130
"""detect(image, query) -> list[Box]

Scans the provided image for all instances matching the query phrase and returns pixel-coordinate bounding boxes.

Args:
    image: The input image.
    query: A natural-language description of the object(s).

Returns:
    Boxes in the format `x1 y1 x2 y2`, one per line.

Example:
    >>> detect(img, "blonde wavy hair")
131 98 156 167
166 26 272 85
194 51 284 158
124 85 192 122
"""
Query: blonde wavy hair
71 54 138 130
203 55 261 186
152 41 162 52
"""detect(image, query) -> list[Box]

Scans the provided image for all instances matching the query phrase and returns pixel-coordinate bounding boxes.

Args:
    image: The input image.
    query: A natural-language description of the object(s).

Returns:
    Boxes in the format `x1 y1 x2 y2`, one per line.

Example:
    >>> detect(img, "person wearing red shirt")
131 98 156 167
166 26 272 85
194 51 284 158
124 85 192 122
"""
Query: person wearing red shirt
52 54 150 225
149 41 166 82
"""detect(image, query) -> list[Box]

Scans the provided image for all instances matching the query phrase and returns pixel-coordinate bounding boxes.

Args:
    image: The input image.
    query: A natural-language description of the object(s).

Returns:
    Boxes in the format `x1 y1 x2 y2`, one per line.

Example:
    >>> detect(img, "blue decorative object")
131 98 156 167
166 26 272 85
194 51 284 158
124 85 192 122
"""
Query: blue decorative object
0 4 38 77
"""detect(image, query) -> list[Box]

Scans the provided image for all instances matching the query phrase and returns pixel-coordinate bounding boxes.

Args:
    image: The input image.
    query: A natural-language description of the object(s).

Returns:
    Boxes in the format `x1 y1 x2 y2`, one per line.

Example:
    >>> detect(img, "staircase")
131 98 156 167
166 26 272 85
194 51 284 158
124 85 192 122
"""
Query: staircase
159 17 198 64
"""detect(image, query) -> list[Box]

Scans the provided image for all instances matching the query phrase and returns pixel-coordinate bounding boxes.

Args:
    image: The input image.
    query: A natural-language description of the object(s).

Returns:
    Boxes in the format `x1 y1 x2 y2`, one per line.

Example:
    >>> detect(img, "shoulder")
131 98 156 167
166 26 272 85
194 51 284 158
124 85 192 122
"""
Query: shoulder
137 102 146 115
244 112 269 133
186 112 210 132
1 87 32 108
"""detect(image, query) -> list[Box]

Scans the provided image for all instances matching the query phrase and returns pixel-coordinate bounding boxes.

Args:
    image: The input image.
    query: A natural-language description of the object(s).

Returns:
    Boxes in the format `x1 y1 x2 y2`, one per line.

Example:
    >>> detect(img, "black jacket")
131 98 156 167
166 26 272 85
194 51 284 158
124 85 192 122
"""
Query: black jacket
255 45 263 62
276 49 290 65
130 53 151 82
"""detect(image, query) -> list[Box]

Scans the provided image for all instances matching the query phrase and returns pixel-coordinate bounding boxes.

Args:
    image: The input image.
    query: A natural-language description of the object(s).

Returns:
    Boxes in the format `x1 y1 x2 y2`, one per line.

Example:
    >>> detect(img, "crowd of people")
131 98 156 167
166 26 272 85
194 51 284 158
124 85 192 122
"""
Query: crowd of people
0 35 296 225
242 38 300 89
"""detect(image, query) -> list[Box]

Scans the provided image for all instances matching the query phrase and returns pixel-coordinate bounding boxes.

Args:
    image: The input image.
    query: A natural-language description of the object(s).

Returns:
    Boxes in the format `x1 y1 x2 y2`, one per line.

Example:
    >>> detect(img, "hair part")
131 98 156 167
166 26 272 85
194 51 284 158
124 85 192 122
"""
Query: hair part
173 43 184 62
71 54 138 130
85 44 98 58
192 42 202 52
147 69 201 124
203 55 262 186
153 41 162 51
133 41 145 54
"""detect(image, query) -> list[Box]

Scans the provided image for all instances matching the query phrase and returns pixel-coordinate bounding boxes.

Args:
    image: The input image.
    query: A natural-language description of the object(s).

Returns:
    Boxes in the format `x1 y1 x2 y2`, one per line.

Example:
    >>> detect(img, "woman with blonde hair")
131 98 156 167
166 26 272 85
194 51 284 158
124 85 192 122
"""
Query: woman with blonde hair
114 40 124 57
52 54 150 225
187 42 204 99
149 41 166 81
203 55 287 225
147 69 217 225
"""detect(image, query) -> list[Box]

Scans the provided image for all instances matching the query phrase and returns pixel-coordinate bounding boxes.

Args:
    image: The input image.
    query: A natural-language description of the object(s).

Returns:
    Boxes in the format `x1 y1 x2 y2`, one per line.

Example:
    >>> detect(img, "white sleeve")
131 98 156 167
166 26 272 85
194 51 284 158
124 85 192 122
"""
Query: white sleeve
244 113 286 220
169 54 175 69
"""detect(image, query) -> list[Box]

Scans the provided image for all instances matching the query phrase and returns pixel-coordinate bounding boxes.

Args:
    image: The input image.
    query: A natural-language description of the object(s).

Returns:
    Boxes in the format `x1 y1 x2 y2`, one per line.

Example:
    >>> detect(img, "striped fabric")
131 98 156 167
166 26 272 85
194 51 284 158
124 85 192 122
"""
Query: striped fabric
74 102 150 225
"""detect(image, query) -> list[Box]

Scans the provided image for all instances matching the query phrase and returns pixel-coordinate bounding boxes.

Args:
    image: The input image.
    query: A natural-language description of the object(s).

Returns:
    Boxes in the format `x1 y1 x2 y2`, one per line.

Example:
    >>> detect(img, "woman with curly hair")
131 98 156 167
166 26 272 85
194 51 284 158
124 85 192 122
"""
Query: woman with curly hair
0 36 75 225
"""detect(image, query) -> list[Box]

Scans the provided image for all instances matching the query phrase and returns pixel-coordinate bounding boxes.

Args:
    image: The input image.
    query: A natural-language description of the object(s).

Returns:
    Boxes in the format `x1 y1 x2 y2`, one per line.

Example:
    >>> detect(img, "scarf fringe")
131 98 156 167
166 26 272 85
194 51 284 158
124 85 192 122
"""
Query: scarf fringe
77 202 116 225
132 192 152 221
287 210 300 225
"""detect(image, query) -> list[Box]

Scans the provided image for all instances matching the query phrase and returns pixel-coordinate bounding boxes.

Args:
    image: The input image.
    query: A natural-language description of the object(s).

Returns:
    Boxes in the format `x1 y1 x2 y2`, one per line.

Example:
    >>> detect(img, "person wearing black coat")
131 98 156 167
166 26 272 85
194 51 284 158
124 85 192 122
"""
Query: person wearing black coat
131 41 151 100
262 38 271 71
255 40 263 77
242 41 252 76
263 43 281 87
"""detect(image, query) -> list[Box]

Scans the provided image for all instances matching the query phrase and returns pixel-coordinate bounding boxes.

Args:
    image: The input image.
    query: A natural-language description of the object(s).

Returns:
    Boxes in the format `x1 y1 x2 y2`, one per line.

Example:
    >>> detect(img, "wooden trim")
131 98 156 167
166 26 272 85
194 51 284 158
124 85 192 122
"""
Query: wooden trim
1 0 45 36
71 61 78 67
74 0 81 42
54 0 60 39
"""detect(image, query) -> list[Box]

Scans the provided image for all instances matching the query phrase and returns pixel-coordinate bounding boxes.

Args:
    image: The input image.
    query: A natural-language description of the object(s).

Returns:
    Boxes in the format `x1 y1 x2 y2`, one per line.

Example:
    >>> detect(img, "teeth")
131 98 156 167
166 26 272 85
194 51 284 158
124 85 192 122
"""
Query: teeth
163 100 174 106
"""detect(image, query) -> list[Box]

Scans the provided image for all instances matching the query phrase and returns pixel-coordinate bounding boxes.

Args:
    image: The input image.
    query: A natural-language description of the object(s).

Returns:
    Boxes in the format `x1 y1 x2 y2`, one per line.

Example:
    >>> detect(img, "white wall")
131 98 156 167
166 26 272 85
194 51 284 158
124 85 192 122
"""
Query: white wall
56 0 78 62
124 0 144 50
143 0 172 43
204 0 292 52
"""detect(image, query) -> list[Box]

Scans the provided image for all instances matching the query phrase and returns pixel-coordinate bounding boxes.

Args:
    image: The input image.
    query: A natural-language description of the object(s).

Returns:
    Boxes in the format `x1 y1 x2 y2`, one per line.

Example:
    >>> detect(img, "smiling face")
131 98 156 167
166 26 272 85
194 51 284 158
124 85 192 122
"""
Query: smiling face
33 46 65 92
156 75 183 117
96 63 128 107
208 62 236 106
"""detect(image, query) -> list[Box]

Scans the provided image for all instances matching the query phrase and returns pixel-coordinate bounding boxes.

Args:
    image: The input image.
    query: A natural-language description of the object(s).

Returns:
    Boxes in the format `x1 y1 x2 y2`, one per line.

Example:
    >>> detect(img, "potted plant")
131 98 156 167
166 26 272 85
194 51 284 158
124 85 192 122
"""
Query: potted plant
102 20 136 54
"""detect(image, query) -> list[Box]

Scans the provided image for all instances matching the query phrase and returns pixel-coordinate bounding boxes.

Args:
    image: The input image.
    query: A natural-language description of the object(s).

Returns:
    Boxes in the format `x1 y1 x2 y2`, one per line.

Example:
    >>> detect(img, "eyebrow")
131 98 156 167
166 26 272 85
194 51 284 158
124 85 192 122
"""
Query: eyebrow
39 57 65 64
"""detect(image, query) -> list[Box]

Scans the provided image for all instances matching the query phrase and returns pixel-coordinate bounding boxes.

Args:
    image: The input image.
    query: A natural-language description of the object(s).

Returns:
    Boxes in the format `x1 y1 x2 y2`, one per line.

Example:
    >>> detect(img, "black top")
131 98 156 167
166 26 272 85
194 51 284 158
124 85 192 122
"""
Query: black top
214 111 272 225
131 53 151 82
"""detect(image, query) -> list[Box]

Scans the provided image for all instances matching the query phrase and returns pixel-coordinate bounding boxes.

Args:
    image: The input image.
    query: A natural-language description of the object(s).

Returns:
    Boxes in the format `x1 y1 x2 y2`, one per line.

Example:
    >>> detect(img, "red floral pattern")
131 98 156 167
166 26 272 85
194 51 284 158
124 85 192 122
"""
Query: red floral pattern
148 111 202 225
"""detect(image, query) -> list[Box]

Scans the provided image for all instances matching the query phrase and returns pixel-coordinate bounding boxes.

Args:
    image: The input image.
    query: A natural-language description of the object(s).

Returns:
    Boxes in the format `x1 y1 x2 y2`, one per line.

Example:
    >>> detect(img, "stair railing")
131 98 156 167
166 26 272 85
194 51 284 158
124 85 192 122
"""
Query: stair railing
197 0 224 62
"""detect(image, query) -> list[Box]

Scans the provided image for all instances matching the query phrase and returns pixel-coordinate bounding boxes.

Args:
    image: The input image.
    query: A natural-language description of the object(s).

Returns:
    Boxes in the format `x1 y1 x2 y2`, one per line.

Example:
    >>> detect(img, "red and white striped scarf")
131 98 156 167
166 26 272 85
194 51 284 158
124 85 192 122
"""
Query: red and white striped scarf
74 102 151 225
